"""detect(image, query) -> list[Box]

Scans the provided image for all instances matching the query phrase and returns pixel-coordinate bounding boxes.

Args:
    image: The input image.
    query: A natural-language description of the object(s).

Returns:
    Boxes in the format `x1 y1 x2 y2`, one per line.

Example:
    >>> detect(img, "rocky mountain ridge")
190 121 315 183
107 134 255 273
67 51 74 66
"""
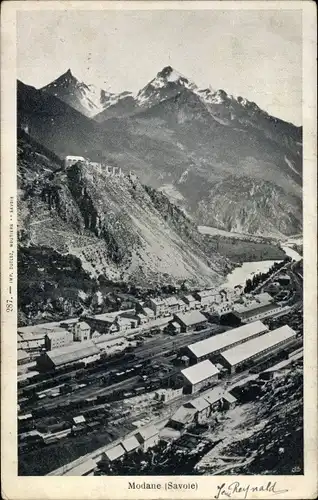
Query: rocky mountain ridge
18 66 302 237
18 134 231 290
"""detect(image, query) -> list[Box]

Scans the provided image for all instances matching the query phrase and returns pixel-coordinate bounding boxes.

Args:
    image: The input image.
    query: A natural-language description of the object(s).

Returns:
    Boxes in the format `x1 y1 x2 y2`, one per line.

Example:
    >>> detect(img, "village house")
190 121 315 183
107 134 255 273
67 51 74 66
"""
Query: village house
44 328 73 351
135 425 159 451
72 321 91 342
148 297 169 318
184 396 211 424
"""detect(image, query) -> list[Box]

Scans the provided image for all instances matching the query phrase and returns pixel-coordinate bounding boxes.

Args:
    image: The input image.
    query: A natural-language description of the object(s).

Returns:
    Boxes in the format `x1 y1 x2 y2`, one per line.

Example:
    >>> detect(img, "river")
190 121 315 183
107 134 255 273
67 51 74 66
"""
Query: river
223 260 281 289
222 245 302 289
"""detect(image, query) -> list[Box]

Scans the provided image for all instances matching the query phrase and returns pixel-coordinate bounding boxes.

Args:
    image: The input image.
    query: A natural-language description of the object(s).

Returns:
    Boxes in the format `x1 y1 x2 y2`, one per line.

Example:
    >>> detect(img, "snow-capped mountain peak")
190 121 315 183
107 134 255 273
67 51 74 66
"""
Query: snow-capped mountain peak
41 69 116 117
136 66 197 106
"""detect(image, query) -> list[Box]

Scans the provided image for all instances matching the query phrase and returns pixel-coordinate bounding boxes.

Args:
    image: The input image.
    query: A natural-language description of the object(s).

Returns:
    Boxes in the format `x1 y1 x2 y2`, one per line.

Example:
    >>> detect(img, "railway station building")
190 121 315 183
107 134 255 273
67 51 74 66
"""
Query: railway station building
181 359 219 394
173 310 208 333
36 340 100 371
219 325 297 374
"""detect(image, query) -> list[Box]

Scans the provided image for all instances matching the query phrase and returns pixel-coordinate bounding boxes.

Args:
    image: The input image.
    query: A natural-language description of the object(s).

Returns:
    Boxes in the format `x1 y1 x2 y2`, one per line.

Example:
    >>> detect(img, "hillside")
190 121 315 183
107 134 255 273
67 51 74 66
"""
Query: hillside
18 135 232 321
17 66 302 237
196 365 303 475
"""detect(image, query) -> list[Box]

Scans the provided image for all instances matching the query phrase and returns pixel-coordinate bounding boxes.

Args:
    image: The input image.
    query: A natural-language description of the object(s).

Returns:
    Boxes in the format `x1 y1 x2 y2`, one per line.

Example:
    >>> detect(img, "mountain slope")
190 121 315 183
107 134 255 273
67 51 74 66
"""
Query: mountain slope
18 134 230 295
17 67 302 237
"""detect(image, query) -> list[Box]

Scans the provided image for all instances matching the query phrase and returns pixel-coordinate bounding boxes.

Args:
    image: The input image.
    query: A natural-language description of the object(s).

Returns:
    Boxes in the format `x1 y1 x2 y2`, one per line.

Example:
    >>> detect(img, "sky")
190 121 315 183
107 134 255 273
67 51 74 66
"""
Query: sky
17 9 302 125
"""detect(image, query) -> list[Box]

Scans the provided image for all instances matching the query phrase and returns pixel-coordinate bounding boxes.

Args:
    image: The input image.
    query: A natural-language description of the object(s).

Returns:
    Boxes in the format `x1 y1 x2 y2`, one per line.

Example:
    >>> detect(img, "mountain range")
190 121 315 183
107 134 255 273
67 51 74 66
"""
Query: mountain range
17 66 302 238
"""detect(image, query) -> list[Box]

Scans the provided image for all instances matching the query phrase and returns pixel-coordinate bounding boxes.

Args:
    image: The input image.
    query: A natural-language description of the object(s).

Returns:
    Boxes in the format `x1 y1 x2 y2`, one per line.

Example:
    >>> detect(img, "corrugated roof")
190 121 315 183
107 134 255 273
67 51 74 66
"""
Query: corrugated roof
44 340 99 366
181 360 219 385
220 325 296 366
187 320 268 358
135 424 158 441
121 435 140 453
174 310 207 327
187 396 210 412
105 444 125 461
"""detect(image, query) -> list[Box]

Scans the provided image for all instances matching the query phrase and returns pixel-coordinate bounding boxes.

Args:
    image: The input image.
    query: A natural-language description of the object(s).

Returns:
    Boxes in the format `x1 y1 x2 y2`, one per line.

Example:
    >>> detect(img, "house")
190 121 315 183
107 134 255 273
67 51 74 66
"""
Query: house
142 307 155 320
44 328 73 351
17 331 46 351
101 444 125 464
148 298 169 318
164 296 182 314
194 289 219 307
166 321 182 335
203 388 224 413
136 313 149 325
116 313 139 330
182 294 198 310
222 392 237 410
185 396 211 424
121 435 140 455
154 387 183 403
72 321 91 342
83 314 119 334
64 155 86 169
169 406 197 430
135 425 159 451
181 360 220 394
173 310 208 333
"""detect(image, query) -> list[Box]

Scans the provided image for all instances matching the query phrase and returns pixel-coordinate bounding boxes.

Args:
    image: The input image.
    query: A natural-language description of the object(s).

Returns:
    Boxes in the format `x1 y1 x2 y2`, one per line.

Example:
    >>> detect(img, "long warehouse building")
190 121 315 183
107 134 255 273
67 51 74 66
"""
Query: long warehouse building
185 320 268 363
219 325 297 374
36 340 100 371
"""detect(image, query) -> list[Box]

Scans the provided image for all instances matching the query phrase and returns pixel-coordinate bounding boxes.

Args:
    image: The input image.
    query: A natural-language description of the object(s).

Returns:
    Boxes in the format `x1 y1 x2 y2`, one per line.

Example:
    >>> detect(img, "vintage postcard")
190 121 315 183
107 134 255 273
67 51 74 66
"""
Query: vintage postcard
1 1 317 499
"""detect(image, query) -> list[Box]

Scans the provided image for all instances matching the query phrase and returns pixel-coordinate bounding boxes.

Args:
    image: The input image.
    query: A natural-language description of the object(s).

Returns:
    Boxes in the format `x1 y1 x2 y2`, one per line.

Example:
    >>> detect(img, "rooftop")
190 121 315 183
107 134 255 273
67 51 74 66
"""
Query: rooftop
174 310 207 327
171 406 196 424
187 396 210 412
44 340 100 367
135 424 158 442
64 458 96 476
45 329 71 339
234 303 280 319
164 296 179 306
104 444 125 462
203 388 224 405
187 320 268 358
183 294 196 302
196 289 218 299
149 297 166 306
220 325 297 366
73 415 86 425
121 435 140 453
223 392 237 403
181 360 219 385
18 350 29 360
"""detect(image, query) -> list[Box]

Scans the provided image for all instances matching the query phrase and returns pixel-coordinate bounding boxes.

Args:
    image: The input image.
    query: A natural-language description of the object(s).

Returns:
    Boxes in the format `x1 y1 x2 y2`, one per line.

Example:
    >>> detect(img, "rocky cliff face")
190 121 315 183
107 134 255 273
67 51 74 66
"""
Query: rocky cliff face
18 135 230 295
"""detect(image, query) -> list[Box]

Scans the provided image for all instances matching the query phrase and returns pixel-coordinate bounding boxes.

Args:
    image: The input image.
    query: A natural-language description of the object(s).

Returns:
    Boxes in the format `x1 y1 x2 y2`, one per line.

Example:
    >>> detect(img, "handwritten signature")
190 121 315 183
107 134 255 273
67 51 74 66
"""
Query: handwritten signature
214 481 289 499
